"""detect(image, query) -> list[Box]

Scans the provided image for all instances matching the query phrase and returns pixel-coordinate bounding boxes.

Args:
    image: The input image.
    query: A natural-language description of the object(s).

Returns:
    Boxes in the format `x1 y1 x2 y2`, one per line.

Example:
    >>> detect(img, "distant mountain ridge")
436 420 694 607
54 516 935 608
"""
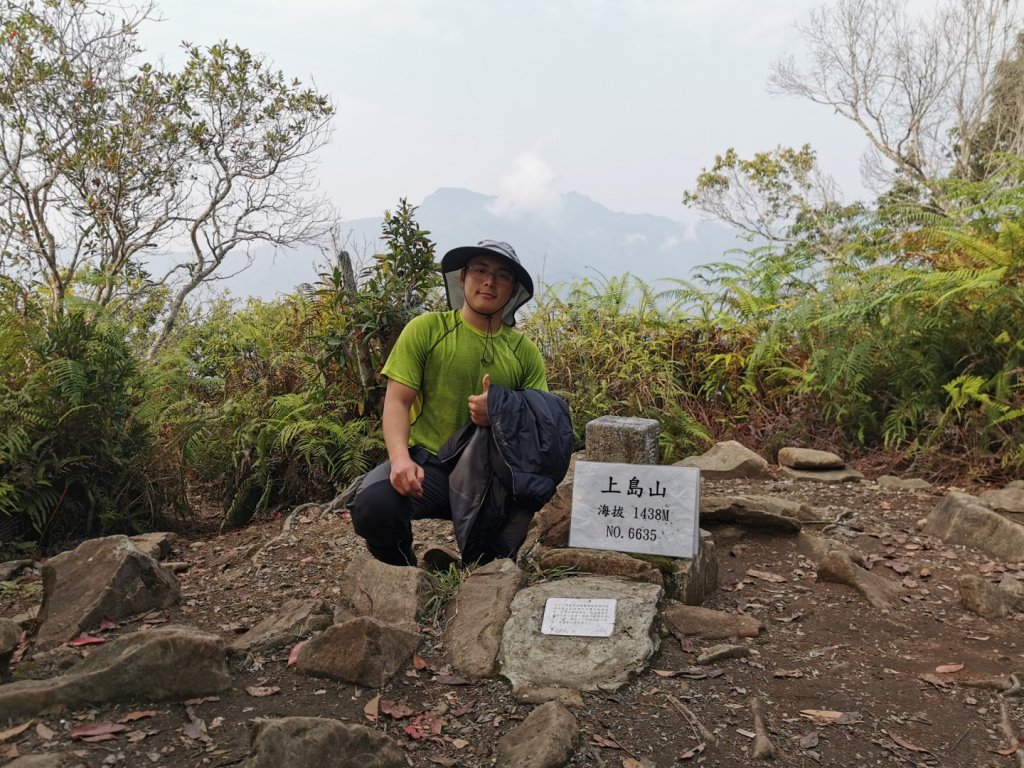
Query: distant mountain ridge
226 188 745 299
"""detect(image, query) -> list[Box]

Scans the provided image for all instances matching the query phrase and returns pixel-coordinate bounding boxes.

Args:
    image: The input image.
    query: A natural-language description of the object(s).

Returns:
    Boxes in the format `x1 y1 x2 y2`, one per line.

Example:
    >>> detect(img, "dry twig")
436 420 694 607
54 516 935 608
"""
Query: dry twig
750 696 777 759
666 694 717 747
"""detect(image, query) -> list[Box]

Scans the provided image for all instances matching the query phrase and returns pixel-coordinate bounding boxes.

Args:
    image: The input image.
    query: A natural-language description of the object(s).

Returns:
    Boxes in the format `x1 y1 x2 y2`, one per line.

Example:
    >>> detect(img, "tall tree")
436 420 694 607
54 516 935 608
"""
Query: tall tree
146 42 334 357
770 0 1024 199
0 0 185 308
0 1 335 354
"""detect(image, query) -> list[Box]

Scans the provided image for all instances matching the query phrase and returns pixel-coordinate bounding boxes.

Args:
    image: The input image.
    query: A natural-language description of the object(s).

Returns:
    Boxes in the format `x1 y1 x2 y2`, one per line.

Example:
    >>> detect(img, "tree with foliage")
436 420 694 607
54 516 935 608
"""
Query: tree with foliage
681 144 865 259
0 0 334 354
314 199 441 417
770 0 1024 200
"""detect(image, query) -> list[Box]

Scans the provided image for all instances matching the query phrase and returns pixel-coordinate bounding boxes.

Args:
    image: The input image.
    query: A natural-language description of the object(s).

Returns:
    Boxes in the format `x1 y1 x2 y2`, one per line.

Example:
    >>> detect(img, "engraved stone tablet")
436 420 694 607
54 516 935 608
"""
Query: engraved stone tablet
569 461 700 558
541 597 617 637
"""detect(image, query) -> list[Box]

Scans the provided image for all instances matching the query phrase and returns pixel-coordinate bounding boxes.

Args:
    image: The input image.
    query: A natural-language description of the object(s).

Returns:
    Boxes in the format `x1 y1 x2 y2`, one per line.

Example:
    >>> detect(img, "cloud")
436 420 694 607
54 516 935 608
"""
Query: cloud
488 153 562 219
624 233 647 245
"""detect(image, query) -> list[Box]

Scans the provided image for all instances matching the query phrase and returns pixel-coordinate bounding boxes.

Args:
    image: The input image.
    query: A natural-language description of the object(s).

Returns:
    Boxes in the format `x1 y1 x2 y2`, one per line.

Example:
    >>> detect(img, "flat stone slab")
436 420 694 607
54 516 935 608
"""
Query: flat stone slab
443 559 525 679
779 466 864 484
777 447 844 470
920 492 1024 562
676 440 769 480
498 576 662 703
538 549 663 587
0 625 230 721
700 495 806 531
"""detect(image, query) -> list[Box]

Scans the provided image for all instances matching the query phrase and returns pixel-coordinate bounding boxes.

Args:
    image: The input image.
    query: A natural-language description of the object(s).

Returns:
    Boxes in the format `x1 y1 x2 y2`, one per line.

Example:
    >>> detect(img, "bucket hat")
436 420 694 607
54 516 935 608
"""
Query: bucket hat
440 240 534 326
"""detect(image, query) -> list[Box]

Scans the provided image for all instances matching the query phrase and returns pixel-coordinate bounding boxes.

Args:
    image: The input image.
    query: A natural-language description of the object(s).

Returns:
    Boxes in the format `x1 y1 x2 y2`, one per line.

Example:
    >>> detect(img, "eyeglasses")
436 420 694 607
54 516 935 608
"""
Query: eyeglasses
466 264 515 285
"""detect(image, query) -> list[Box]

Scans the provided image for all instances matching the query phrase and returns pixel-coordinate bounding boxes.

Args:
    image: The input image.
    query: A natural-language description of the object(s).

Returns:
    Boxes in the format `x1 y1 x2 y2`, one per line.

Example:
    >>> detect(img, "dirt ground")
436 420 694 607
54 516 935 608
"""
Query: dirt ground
3 467 1024 768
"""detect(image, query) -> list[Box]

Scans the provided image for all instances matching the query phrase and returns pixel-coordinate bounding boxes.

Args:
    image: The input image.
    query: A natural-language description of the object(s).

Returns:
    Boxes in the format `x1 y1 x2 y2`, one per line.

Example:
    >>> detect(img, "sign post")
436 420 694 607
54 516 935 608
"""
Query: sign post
568 460 700 559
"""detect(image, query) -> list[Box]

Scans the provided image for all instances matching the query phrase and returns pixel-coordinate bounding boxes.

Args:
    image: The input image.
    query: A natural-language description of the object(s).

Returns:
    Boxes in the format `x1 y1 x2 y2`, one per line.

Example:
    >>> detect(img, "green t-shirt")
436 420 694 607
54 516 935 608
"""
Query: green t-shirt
381 309 548 454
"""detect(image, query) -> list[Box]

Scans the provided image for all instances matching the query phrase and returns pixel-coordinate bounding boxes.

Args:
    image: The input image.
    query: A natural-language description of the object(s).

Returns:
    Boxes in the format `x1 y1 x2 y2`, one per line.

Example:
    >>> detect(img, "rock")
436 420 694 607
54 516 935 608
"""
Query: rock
35 535 181 649
877 475 933 491
999 574 1024 600
662 604 764 640
920 492 1024 562
129 532 177 560
959 575 1022 619
979 480 1024 514
779 466 864 484
700 495 806 531
523 484 574 552
676 440 770 480
538 549 663 587
443 559 525 679
777 447 845 470
334 553 434 630
228 598 333 657
817 551 901 610
669 530 719 605
496 700 580 768
296 618 419 688
239 717 404 768
498 576 662 703
797 533 868 568
0 625 230 721
0 617 21 670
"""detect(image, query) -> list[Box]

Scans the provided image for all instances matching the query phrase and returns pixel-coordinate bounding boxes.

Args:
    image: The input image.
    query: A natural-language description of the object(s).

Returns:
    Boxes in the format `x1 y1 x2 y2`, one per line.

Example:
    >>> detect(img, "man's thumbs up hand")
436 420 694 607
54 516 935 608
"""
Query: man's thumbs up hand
468 374 492 426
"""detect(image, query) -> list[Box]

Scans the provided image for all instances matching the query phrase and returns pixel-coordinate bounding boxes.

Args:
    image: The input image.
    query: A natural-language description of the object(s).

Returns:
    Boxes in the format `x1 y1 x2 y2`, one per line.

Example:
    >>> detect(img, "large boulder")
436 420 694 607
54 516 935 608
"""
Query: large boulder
35 535 180 649
239 717 404 768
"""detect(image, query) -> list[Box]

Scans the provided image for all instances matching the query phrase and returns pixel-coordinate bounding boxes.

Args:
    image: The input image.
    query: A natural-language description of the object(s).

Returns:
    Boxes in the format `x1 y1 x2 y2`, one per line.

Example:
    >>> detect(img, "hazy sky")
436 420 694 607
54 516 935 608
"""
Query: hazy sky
139 1 877 225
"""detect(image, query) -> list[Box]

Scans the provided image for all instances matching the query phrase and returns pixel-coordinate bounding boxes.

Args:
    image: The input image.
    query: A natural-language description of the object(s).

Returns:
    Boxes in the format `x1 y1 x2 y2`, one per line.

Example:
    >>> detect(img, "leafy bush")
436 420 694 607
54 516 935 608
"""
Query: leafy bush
0 299 172 547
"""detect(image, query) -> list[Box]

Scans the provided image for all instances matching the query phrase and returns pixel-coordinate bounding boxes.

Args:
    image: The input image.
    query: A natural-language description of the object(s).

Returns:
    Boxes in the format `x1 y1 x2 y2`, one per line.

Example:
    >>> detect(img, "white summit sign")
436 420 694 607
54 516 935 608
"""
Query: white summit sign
569 461 700 558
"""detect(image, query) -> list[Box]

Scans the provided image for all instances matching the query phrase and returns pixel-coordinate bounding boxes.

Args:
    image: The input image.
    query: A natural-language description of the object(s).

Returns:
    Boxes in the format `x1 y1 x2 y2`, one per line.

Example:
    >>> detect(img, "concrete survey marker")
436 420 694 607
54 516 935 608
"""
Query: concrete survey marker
569 461 700 558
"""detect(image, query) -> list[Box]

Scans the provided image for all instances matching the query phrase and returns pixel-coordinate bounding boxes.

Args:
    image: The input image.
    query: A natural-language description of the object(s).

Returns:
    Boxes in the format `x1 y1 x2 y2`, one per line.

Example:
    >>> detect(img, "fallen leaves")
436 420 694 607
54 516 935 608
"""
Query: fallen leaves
69 722 128 742
68 634 107 647
363 694 380 723
0 722 31 742
403 714 445 740
799 709 862 725
245 685 281 698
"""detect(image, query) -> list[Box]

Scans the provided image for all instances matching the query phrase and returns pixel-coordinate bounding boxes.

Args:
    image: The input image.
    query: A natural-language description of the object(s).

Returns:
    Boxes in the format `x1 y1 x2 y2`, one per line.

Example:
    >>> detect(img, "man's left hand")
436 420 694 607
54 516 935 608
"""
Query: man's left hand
468 374 491 426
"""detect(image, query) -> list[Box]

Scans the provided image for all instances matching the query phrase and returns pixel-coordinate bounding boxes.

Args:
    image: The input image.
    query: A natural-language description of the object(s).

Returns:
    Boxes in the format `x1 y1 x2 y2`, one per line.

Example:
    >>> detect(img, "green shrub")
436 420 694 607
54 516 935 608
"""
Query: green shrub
0 300 172 547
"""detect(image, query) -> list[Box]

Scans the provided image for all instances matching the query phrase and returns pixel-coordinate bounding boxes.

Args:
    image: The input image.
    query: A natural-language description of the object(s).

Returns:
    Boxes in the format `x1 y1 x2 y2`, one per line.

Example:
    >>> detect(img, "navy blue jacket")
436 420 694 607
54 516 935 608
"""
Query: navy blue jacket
439 385 573 563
